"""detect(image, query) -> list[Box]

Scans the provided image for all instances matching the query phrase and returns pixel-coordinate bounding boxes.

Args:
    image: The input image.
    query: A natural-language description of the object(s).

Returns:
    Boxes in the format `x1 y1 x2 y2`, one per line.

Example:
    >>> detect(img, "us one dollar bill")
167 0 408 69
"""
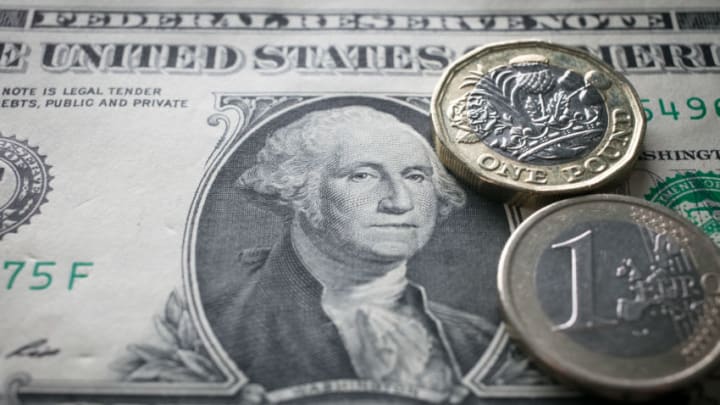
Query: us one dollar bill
1 1 719 404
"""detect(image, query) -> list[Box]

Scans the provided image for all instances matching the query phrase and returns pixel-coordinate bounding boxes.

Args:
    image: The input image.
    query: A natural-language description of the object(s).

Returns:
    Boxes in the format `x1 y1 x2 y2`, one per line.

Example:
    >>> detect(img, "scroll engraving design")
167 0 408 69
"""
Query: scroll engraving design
207 95 310 165
110 290 225 383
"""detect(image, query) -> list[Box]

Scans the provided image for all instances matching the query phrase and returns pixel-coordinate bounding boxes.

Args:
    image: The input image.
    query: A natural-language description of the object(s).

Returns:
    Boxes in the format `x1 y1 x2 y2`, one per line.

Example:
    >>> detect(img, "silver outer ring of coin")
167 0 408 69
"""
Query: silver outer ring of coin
432 40 646 205
498 194 720 399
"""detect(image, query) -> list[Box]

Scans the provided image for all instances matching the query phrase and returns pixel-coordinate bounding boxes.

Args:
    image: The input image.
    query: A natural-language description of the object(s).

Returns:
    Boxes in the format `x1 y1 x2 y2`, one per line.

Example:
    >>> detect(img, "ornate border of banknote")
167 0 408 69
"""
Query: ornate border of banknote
6 94 574 404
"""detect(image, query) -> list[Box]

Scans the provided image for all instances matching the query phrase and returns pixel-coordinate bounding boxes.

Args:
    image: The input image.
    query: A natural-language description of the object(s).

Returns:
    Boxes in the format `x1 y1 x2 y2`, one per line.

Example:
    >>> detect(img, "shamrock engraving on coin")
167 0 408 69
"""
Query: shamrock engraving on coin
498 194 720 399
432 41 645 203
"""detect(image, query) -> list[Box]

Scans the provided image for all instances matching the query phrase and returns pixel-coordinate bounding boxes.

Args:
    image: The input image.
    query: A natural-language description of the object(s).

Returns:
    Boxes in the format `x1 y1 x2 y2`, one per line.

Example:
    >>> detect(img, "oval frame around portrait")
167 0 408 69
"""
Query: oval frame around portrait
184 95 511 401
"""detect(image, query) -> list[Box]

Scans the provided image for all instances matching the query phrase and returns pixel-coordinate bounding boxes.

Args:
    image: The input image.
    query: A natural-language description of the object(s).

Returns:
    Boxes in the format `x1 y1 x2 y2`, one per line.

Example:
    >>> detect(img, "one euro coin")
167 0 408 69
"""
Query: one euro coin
498 194 720 399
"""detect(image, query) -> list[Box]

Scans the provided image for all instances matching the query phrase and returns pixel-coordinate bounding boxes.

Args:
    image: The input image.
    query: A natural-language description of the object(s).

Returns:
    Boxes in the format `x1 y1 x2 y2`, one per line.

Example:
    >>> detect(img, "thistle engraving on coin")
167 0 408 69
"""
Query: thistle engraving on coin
433 41 645 202
452 61 609 164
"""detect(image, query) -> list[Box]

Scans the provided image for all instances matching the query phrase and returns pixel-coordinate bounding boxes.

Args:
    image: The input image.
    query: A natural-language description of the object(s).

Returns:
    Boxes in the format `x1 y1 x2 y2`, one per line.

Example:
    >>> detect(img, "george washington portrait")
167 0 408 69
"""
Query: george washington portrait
197 99 513 400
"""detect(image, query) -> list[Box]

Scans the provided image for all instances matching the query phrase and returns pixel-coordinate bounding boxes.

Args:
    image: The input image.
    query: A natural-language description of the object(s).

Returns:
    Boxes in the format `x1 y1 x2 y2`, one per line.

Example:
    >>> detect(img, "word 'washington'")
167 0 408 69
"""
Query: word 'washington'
639 149 720 161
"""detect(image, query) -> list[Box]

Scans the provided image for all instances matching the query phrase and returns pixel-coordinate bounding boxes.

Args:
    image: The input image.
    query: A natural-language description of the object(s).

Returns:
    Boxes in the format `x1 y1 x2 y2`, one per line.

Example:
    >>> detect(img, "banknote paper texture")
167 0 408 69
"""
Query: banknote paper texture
1 1 720 404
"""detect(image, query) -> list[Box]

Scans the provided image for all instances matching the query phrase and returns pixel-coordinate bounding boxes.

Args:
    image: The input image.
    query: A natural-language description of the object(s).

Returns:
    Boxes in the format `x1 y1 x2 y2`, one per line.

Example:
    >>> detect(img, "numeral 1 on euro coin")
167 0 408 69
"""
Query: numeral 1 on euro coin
551 230 615 331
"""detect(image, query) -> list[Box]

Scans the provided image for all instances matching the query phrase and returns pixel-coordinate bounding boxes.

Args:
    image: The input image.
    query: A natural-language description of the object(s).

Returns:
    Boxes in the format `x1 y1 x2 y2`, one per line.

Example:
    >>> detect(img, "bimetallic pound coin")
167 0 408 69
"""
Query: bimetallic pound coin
432 41 645 204
498 194 720 400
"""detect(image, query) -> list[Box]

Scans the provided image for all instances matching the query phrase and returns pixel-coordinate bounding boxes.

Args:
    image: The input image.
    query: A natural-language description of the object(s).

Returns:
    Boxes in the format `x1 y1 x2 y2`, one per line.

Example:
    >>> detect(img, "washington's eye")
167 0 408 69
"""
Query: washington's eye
406 173 426 182
349 172 372 182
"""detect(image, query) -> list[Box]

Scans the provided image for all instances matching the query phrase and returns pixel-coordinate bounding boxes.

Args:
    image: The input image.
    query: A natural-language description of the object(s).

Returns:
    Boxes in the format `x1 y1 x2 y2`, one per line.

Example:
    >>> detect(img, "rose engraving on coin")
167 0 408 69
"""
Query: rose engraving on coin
498 195 720 399
433 41 645 203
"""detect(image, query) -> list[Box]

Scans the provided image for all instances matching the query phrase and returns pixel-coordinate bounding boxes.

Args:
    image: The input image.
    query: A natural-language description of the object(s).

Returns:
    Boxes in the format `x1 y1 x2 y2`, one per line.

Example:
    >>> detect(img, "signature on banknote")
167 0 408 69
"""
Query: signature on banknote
5 339 60 359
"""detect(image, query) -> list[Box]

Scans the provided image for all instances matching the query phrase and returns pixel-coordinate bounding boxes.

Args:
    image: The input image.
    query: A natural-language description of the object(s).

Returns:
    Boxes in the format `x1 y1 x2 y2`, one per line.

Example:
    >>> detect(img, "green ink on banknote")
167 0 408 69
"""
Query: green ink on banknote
1 260 93 290
4 260 25 290
646 171 720 245
69 262 93 290
640 96 720 122
30 261 55 291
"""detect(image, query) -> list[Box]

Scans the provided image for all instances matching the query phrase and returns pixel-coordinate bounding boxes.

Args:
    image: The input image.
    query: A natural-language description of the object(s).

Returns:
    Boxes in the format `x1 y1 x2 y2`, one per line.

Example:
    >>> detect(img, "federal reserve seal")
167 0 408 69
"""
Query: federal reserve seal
0 134 52 239
646 171 720 245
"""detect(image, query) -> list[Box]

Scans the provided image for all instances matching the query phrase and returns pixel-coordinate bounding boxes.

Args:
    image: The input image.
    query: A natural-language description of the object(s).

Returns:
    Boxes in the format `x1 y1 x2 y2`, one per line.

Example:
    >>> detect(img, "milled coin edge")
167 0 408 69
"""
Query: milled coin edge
497 194 720 399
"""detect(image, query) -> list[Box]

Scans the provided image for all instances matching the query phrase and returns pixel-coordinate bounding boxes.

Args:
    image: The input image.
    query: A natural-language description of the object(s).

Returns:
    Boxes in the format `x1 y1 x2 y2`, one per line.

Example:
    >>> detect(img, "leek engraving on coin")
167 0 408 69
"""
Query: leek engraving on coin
536 220 703 357
456 61 609 164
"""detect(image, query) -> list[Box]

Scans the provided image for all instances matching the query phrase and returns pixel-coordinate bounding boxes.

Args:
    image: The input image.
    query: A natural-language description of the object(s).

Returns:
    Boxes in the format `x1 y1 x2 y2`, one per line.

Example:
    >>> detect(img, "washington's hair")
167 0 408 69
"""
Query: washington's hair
237 106 466 226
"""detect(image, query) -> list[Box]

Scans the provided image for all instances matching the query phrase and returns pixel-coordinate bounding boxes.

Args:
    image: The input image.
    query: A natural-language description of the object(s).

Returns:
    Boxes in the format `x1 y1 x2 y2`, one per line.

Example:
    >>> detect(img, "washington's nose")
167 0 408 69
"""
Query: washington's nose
378 177 414 214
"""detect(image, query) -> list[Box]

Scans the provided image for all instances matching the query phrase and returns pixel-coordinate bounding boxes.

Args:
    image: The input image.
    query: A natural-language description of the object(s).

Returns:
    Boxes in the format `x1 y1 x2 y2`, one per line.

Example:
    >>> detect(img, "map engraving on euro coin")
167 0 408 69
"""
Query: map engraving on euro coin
537 220 702 358
499 195 720 399
0 133 52 239
433 41 645 203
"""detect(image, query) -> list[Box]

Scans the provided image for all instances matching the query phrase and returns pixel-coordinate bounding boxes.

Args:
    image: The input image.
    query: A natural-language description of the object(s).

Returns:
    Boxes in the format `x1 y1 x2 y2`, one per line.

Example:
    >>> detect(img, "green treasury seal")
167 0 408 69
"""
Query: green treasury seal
0 134 52 239
646 171 720 245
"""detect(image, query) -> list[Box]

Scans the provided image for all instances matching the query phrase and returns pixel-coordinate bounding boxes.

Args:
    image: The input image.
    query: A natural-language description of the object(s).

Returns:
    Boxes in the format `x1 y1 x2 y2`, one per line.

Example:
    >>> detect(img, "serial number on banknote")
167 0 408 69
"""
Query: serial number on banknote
641 96 720 122
2 261 93 290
